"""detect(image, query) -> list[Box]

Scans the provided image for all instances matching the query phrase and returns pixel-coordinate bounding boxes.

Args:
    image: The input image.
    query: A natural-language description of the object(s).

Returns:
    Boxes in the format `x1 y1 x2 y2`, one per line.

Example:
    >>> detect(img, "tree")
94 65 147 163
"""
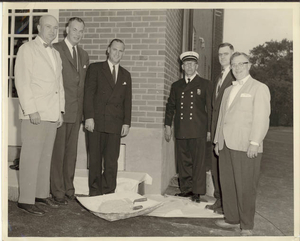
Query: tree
249 39 293 126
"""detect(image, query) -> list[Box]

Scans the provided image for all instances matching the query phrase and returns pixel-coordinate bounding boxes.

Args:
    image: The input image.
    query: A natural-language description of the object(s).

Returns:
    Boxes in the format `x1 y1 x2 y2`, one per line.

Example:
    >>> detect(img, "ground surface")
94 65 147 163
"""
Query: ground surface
5 127 294 238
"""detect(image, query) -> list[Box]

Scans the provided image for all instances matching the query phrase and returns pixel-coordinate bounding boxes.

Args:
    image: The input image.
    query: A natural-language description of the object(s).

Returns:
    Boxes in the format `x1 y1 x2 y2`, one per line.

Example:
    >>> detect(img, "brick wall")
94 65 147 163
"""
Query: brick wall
59 9 183 129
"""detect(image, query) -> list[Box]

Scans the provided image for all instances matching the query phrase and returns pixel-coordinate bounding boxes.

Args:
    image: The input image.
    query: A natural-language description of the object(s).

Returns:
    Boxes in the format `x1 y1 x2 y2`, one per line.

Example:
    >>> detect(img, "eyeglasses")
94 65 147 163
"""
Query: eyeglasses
231 62 249 69
183 62 197 66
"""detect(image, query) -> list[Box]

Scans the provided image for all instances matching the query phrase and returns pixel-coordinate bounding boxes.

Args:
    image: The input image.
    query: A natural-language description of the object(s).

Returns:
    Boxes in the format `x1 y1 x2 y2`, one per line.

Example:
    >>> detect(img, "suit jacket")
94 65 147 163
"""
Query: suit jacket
15 37 65 122
84 61 132 134
165 75 213 139
211 70 235 140
53 41 89 123
214 76 271 153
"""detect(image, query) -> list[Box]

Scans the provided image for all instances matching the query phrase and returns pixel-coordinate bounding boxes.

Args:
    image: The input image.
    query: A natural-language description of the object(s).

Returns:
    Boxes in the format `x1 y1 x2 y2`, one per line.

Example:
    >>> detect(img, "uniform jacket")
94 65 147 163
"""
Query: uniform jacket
53 41 89 123
214 76 271 153
165 75 213 139
15 37 65 122
211 70 235 140
84 61 132 134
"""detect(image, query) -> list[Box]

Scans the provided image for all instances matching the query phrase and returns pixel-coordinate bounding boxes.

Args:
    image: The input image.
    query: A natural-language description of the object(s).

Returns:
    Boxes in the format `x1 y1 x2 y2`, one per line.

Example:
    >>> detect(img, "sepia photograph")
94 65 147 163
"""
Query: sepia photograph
2 2 299 240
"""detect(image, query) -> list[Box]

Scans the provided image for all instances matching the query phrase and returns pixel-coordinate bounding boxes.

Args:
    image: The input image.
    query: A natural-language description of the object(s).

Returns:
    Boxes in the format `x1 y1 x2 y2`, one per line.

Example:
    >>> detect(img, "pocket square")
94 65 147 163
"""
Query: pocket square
122 82 127 85
240 93 252 97
83 65 87 69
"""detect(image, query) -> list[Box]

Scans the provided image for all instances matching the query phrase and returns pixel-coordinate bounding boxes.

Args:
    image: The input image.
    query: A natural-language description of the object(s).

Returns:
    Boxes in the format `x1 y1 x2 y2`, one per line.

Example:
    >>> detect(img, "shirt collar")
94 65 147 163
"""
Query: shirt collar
107 59 120 69
185 73 197 83
232 74 250 86
37 35 48 46
64 38 77 52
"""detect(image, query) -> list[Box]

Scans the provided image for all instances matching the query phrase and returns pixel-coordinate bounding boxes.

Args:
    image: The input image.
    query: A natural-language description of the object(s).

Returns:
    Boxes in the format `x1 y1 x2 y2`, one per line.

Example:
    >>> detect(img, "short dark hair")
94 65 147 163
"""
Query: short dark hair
230 52 250 63
218 42 234 51
67 17 85 27
108 39 125 48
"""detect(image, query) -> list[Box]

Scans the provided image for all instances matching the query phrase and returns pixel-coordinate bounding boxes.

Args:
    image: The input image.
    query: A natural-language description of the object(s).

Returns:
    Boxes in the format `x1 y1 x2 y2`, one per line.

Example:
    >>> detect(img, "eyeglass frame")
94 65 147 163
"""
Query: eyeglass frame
230 62 249 69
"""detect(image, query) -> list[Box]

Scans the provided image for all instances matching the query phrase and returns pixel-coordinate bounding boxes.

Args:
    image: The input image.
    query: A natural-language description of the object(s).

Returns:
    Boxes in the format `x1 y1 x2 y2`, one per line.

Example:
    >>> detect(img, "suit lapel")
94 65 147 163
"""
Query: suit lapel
227 76 253 111
34 38 56 75
61 40 78 71
183 75 201 91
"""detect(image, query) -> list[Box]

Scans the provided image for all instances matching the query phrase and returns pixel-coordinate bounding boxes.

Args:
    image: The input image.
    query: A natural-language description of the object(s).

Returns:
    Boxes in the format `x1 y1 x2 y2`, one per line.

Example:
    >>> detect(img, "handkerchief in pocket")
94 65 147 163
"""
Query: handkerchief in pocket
240 93 252 97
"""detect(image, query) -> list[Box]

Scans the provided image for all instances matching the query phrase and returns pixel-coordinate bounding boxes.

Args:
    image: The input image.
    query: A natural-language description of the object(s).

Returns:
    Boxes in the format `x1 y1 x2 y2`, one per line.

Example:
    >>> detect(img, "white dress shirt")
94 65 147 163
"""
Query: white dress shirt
64 38 78 68
227 74 250 108
185 73 197 84
37 35 56 71
107 59 120 81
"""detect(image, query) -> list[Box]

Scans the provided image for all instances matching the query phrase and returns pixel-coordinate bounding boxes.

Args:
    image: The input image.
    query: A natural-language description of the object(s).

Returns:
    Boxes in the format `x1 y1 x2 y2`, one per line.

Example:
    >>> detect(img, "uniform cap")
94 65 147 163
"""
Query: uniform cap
180 51 199 63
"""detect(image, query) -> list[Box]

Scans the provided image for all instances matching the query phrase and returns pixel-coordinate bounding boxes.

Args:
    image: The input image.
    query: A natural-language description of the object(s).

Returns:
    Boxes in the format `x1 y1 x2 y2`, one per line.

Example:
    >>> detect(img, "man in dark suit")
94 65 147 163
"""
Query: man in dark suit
15 15 64 216
84 39 132 196
205 43 235 214
51 17 89 205
164 51 213 203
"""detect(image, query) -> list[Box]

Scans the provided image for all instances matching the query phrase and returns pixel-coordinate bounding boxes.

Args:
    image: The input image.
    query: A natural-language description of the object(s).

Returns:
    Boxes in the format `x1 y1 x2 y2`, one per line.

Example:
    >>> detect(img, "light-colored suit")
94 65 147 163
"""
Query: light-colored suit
15 37 65 204
214 76 270 152
15 37 65 121
214 75 271 230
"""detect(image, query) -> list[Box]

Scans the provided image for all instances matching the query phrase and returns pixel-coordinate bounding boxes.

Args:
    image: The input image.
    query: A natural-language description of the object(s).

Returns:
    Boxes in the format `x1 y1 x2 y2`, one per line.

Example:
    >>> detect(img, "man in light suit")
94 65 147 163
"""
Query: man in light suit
15 15 65 216
84 39 132 196
206 43 235 214
214 52 271 236
164 51 213 203
50 17 89 205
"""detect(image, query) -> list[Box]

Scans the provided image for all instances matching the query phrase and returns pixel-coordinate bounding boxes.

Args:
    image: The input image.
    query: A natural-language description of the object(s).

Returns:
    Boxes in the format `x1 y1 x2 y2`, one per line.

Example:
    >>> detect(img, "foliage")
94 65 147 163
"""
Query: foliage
249 39 293 126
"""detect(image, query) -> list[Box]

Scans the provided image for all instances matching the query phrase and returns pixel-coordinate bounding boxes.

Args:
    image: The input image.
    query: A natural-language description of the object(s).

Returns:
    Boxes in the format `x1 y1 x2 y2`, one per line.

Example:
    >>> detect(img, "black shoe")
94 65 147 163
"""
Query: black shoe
65 195 76 201
205 199 222 210
191 194 201 203
53 197 68 205
17 203 45 216
175 191 193 197
35 198 59 208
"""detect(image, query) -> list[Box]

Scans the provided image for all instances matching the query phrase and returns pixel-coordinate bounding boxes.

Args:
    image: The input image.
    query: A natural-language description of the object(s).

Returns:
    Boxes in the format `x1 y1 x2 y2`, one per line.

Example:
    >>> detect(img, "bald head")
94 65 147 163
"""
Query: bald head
38 15 59 44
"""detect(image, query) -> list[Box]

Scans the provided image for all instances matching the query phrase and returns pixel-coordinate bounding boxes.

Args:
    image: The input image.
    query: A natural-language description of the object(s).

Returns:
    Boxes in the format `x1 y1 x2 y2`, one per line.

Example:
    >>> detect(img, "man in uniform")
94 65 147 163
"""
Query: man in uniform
205 43 235 214
50 17 89 205
164 51 213 203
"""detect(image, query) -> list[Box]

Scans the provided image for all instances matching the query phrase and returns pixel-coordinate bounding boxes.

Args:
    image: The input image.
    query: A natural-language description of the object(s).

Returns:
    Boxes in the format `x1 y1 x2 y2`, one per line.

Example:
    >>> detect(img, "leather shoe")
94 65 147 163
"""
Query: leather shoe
214 207 224 215
215 219 240 229
241 229 253 236
53 197 68 205
191 194 200 203
35 198 59 208
17 203 45 216
205 199 222 210
66 195 76 201
175 191 193 197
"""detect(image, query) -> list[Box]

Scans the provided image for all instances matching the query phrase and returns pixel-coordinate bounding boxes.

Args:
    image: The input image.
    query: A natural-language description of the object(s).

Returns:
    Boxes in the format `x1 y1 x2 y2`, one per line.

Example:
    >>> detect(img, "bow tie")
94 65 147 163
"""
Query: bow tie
43 43 53 49
232 80 243 86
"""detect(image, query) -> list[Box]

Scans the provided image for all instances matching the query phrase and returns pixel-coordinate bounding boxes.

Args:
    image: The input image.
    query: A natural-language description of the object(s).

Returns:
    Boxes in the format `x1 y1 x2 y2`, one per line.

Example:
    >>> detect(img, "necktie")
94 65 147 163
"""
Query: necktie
216 70 224 97
112 65 116 83
72 46 77 71
43 43 53 49
187 78 191 83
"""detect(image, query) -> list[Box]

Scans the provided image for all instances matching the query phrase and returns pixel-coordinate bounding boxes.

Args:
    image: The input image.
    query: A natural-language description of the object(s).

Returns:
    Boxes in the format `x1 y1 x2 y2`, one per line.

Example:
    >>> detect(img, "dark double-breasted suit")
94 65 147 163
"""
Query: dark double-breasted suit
51 40 89 199
210 70 235 202
165 75 212 194
84 61 132 195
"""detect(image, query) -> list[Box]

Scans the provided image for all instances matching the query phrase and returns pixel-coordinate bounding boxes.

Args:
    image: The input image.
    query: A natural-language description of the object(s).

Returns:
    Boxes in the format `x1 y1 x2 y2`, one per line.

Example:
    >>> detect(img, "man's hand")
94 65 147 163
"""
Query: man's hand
29 112 41 125
247 144 259 158
214 143 219 156
85 118 95 132
121 124 130 137
164 125 172 142
206 132 211 142
57 113 64 128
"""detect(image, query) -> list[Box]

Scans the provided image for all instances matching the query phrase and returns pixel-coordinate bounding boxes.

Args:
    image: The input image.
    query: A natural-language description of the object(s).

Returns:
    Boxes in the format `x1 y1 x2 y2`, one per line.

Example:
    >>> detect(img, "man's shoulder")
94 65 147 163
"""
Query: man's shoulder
172 78 185 87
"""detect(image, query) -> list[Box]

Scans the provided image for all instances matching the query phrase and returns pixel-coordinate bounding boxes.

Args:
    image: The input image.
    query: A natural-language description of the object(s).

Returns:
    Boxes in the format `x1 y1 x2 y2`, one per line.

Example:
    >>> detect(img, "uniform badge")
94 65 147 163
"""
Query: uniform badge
197 89 201 95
